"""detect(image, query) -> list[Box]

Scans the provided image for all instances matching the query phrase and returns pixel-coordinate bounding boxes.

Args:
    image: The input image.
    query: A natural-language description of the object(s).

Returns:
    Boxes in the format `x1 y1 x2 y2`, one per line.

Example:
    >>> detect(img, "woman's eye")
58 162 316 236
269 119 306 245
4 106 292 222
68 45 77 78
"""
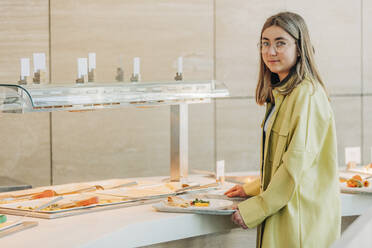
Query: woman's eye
276 41 286 47
261 41 270 47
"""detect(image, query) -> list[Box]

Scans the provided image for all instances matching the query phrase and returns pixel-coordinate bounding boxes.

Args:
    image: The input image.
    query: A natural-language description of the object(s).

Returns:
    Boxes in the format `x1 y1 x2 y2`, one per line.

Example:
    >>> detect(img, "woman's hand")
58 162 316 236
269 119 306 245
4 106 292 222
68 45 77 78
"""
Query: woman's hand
231 207 248 229
224 185 248 198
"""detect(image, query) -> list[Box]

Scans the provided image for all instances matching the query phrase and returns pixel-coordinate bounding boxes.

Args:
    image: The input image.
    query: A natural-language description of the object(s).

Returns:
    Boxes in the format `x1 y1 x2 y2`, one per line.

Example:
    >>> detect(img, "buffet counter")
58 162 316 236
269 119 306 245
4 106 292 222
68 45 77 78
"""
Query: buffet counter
3 201 235 248
1 173 371 248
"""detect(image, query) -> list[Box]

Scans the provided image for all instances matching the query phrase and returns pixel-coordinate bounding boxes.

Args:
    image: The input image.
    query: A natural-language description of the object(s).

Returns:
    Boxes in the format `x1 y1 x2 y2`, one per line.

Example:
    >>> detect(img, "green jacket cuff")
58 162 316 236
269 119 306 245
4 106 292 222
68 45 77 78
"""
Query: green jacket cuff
238 196 266 228
242 178 260 196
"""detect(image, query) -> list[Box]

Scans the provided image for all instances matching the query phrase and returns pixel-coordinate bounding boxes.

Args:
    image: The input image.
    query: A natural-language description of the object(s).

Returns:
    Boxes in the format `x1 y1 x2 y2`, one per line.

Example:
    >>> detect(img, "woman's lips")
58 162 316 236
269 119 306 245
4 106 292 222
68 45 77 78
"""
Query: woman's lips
268 60 280 63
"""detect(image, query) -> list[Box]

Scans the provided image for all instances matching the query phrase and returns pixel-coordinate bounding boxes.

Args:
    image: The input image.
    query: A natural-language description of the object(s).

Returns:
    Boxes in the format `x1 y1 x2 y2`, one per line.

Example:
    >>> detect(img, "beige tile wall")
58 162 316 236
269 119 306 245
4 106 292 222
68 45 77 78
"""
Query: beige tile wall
0 0 49 83
216 98 264 172
0 112 51 187
189 103 215 172
363 0 372 93
363 97 372 164
52 108 170 184
50 0 213 83
0 0 50 186
215 0 286 97
285 0 362 95
50 0 214 183
332 97 362 167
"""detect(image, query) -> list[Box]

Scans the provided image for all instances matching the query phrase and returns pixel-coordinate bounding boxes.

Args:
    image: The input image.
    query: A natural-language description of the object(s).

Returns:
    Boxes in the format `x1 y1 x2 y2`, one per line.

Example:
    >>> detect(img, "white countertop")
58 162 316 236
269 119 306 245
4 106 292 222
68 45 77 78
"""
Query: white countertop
1 173 372 248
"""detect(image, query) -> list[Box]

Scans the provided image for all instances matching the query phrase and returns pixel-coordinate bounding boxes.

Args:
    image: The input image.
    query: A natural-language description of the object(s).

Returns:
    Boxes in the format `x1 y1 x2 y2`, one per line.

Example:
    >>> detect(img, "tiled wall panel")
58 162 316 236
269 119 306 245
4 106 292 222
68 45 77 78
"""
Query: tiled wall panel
215 0 286 97
50 0 214 183
363 96 372 164
285 0 361 95
50 0 213 83
216 98 264 172
363 0 372 93
189 103 215 172
0 0 50 187
331 97 362 167
52 108 170 184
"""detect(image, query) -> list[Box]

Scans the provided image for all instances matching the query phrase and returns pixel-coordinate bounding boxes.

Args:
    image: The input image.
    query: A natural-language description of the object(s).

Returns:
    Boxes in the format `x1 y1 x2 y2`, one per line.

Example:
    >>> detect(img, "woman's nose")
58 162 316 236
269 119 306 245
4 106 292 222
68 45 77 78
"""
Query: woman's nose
268 45 277 55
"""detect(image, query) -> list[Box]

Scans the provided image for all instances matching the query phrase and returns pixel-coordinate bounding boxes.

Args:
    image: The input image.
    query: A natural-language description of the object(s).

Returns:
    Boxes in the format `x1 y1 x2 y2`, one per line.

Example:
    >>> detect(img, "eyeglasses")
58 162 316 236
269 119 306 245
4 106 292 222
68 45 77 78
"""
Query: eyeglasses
258 40 296 53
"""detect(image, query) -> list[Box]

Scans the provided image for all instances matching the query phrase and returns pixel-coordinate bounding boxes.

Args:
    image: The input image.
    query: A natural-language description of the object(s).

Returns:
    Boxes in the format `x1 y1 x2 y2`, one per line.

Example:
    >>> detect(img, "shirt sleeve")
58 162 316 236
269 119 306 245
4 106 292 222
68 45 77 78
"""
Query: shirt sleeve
242 178 261 196
238 86 331 228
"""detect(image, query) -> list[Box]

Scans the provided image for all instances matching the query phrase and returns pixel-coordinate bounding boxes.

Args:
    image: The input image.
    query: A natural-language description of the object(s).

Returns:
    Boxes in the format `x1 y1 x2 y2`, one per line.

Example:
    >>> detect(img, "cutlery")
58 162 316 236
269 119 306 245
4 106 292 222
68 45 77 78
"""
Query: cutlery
13 196 64 224
104 181 137 190
175 182 219 193
1 185 106 202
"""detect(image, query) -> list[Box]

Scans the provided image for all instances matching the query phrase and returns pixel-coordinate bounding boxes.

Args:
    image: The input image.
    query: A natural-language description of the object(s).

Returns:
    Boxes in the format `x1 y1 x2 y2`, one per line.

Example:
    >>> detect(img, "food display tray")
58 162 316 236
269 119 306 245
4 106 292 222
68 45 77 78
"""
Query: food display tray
0 179 221 219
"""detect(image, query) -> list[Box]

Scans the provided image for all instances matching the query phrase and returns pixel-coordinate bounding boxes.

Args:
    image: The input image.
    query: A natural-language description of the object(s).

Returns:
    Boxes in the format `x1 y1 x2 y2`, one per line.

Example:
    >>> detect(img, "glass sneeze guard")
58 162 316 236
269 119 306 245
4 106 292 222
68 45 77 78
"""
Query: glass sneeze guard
0 80 229 113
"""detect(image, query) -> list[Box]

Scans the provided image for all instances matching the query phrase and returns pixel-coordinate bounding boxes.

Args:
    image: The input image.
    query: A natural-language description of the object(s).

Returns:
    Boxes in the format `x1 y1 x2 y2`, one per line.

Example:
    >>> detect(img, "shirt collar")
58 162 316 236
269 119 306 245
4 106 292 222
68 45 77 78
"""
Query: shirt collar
270 66 296 89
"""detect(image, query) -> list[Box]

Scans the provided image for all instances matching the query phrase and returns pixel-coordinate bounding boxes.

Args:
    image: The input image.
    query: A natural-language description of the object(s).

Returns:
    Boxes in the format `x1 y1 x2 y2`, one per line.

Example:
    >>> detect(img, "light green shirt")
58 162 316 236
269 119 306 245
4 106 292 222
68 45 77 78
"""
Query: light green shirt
238 79 341 248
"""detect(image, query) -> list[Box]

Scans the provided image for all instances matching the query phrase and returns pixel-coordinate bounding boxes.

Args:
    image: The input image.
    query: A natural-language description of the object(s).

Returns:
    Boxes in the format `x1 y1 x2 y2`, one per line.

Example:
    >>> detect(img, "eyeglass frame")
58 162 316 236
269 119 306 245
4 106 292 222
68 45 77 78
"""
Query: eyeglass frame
258 39 297 53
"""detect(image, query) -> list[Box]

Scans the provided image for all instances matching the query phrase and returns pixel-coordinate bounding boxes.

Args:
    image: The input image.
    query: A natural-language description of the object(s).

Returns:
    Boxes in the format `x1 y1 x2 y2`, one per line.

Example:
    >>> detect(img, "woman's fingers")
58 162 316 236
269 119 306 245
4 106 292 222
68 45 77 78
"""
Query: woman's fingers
231 212 242 226
231 210 248 229
224 185 239 195
231 212 238 224
241 222 248 229
225 191 237 197
227 189 245 198
225 185 246 197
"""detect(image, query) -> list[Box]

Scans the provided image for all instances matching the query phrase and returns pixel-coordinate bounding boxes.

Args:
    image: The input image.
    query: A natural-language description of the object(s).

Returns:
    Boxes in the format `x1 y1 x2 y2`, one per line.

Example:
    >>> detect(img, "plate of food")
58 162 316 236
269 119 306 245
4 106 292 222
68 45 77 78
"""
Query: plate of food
339 174 372 194
152 196 235 215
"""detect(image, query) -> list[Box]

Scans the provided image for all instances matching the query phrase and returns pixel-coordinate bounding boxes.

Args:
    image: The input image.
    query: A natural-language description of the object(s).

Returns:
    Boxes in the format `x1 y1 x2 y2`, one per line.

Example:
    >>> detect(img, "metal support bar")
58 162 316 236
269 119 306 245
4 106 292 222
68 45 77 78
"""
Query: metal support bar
170 103 188 182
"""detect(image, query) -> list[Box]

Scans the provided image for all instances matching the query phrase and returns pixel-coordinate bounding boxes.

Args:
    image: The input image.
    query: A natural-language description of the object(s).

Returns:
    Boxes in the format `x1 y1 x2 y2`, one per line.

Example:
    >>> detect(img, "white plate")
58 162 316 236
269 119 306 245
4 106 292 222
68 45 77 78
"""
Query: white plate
340 183 372 194
153 198 235 215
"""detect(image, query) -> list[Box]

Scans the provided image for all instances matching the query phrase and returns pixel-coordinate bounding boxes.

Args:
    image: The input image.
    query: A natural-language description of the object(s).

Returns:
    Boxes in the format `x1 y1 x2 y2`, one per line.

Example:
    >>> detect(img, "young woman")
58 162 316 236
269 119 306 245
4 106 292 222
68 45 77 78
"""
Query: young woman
224 12 341 248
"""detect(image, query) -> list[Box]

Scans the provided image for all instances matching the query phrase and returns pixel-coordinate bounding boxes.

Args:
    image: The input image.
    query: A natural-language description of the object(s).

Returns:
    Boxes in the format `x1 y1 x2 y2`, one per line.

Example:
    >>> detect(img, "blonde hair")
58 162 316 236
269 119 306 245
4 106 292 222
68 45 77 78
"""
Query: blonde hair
255 12 329 105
